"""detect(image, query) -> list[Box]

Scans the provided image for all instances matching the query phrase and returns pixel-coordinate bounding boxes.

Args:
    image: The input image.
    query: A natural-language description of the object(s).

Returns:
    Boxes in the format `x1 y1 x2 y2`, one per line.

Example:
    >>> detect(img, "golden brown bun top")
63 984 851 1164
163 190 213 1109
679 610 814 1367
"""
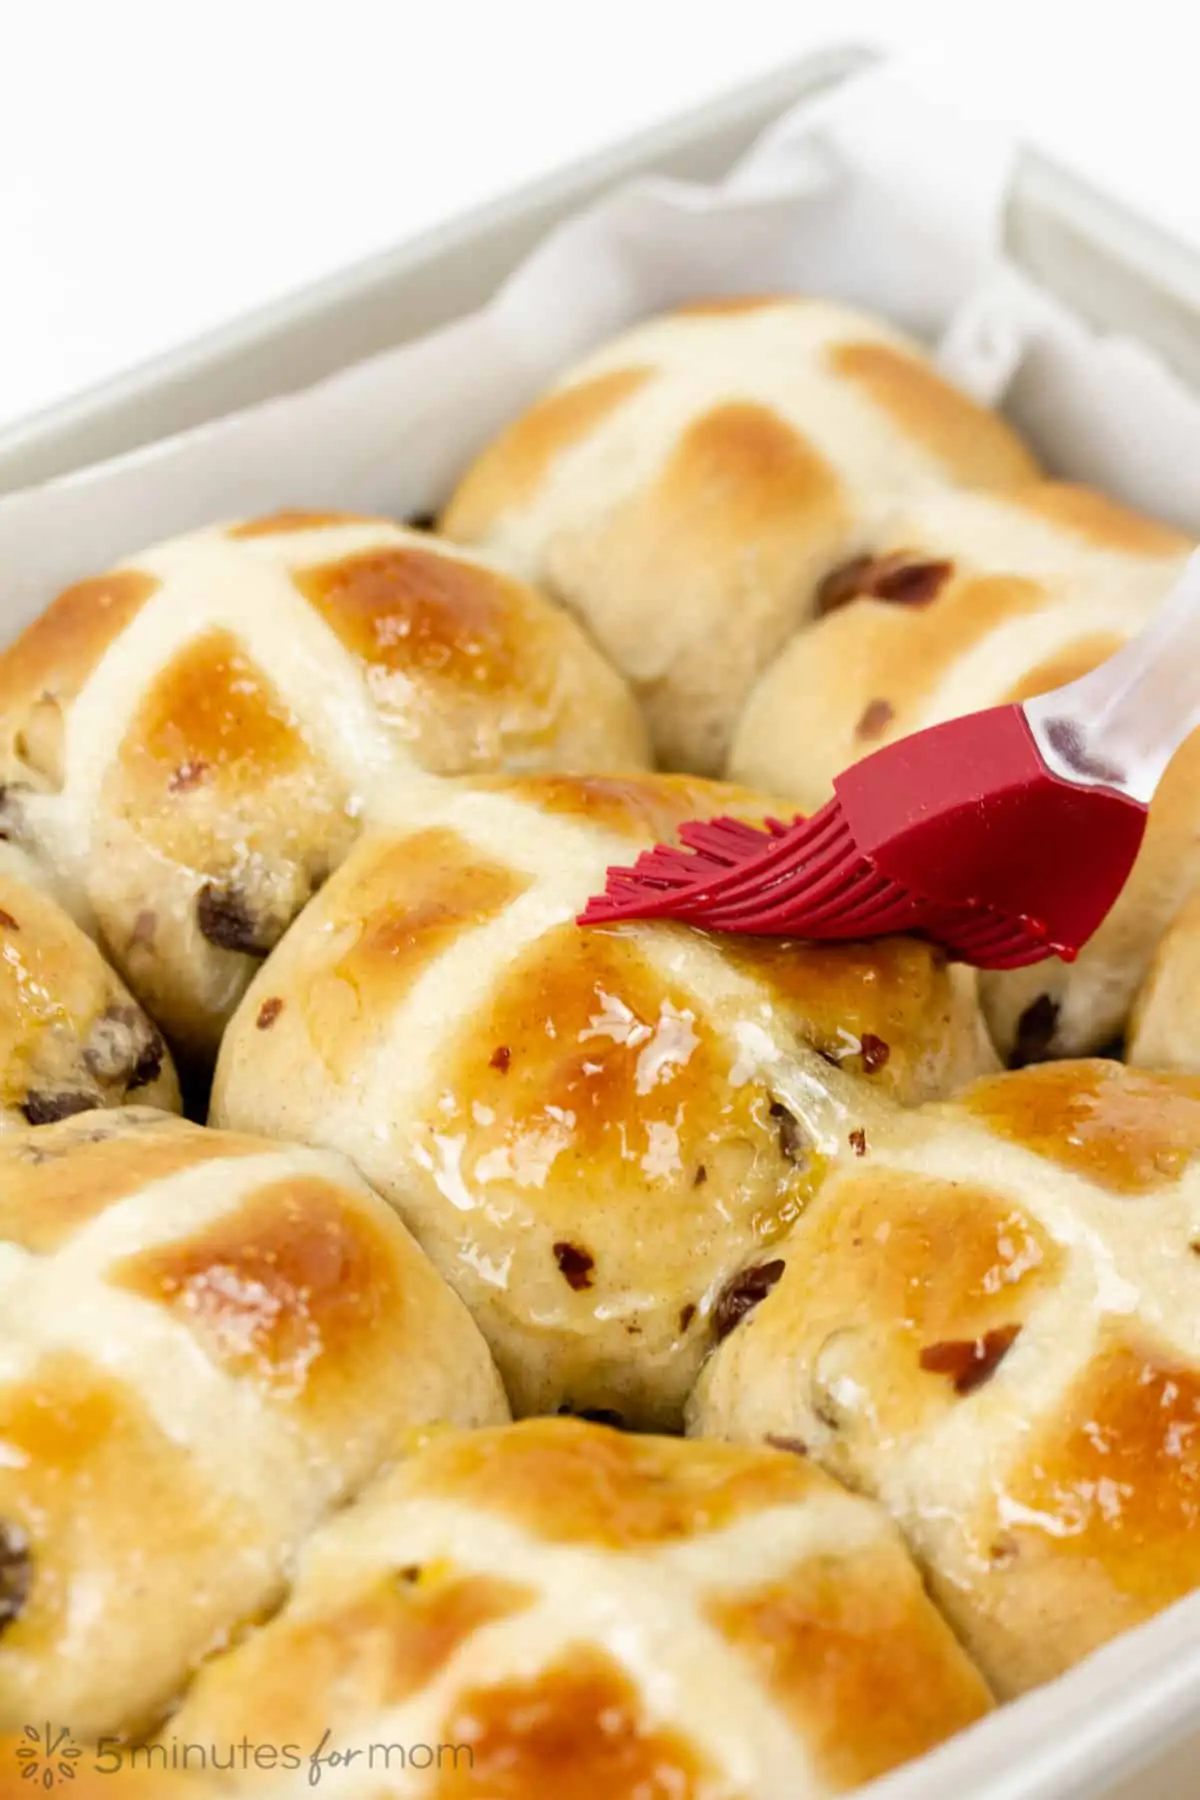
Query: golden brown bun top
0 511 648 791
0 843 178 1125
0 513 648 1061
442 296 1037 774
212 771 996 1428
0 1107 507 1742
168 1417 991 1797
444 297 1037 546
691 1060 1200 1698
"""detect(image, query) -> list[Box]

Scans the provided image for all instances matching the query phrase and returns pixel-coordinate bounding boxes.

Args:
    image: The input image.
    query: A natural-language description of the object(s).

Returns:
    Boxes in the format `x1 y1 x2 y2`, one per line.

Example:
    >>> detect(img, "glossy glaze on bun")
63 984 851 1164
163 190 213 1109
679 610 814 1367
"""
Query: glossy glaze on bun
690 1060 1200 1696
211 771 995 1428
5 287 1199 1788
0 1107 507 1739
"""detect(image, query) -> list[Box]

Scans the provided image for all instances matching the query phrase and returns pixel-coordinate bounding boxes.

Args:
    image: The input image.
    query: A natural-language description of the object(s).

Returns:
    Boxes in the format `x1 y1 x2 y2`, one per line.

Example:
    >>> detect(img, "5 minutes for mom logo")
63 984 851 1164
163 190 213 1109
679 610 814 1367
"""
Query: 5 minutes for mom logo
14 1724 83 1788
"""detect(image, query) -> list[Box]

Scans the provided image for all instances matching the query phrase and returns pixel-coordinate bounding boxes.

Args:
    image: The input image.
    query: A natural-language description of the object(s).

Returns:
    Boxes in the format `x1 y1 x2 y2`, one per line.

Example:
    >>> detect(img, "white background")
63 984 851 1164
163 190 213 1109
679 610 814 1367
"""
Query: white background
1 1 1196 436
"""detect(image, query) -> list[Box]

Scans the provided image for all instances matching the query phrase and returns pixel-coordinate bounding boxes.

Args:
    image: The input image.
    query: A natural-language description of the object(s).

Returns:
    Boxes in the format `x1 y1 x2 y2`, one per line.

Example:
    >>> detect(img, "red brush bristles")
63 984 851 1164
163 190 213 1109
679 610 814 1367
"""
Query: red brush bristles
579 798 1055 969
579 706 1151 971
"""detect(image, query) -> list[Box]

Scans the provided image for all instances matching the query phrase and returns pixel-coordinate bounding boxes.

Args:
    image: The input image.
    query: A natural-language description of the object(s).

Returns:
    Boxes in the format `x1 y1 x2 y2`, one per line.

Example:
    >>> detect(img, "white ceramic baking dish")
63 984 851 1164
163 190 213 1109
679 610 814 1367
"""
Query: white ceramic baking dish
2 44 1200 1800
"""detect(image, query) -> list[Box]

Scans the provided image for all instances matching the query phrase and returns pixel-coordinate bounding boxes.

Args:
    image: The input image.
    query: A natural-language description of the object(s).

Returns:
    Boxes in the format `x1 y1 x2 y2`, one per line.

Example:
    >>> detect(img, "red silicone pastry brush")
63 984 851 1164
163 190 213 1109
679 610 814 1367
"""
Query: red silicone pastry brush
580 552 1200 970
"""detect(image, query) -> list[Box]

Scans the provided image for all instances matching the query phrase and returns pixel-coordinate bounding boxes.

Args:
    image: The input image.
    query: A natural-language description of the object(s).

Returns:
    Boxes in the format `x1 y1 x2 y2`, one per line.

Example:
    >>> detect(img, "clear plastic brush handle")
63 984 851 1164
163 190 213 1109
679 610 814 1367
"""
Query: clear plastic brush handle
1024 549 1200 805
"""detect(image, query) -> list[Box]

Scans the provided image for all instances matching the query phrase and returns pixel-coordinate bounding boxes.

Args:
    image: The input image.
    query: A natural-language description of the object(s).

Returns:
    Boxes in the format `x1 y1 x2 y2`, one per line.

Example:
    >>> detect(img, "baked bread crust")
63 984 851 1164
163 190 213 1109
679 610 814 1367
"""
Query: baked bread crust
730 483 1195 1060
0 513 648 1061
689 1059 1200 1696
211 771 996 1428
0 1106 508 1740
165 1417 991 1797
1127 887 1200 1071
0 842 178 1126
442 297 1037 773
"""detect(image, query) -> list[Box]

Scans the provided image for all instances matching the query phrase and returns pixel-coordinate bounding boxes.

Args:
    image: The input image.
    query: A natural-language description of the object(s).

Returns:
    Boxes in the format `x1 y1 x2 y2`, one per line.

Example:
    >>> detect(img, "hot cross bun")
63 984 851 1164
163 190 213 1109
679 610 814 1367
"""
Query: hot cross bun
0 513 648 1062
0 1107 507 1741
164 1417 991 1798
441 296 1037 774
0 842 178 1126
689 1059 1200 1697
729 482 1196 1060
211 771 996 1429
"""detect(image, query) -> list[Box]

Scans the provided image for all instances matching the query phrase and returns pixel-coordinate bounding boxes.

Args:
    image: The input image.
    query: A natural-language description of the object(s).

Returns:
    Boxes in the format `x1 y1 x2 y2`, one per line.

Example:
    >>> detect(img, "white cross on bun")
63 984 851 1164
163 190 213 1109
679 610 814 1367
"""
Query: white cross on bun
163 1417 991 1798
211 769 996 1430
689 1058 1200 1698
0 1107 507 1741
5 283 1200 1792
442 296 1037 774
0 513 648 1064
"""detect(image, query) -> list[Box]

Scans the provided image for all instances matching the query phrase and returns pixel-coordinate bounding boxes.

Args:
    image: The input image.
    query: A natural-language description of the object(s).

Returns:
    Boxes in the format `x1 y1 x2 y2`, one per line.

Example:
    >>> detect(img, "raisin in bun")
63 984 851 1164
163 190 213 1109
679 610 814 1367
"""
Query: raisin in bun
0 1107 507 1741
211 771 996 1429
441 296 1037 774
0 841 178 1127
689 1060 1200 1698
730 482 1195 1061
166 1418 991 1797
0 512 648 1064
